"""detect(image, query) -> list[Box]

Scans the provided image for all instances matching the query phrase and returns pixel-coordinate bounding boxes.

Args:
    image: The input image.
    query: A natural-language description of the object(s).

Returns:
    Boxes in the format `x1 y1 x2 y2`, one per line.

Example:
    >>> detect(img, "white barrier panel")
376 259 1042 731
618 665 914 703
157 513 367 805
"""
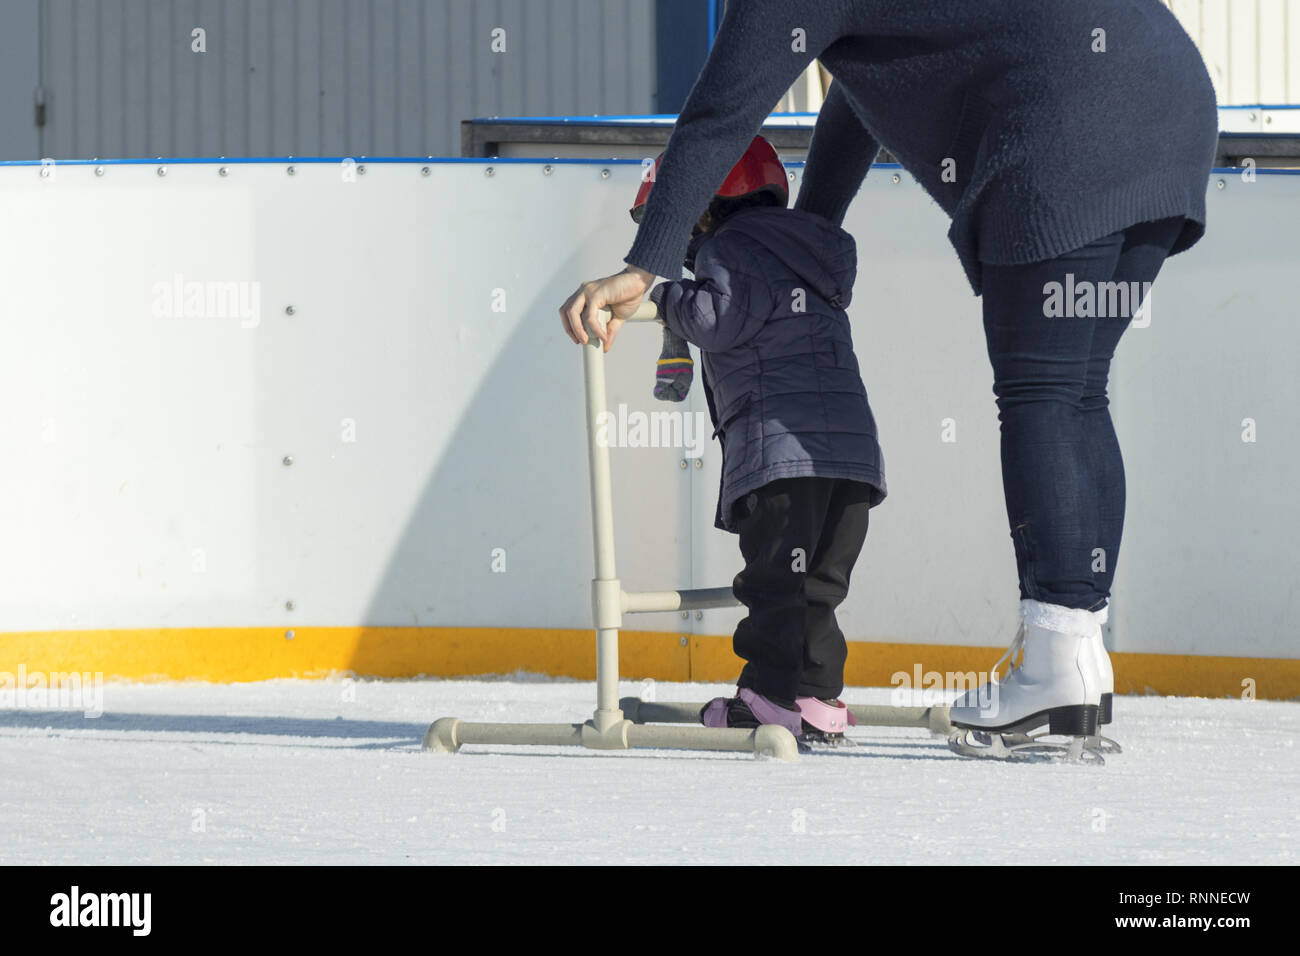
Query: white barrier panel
0 158 1295 662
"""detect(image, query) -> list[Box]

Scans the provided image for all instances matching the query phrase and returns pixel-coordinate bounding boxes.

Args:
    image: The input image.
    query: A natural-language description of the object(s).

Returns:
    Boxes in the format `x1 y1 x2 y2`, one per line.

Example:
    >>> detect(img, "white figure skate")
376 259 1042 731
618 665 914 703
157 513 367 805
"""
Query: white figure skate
947 600 1106 764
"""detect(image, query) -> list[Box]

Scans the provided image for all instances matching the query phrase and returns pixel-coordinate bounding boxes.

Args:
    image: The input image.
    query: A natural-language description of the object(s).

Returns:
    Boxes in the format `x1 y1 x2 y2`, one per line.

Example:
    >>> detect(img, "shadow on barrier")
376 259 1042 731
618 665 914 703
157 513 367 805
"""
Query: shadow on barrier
353 237 656 676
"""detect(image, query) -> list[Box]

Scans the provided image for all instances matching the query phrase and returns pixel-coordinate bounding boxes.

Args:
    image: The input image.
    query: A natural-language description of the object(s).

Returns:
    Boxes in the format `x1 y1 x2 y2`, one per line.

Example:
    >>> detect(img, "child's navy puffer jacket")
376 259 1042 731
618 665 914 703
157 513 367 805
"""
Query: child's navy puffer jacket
649 206 886 532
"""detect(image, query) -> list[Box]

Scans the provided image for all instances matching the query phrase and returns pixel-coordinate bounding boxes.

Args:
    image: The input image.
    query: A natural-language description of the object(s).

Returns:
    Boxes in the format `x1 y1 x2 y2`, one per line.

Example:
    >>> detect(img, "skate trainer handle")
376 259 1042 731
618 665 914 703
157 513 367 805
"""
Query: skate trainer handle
606 300 661 322
585 300 661 342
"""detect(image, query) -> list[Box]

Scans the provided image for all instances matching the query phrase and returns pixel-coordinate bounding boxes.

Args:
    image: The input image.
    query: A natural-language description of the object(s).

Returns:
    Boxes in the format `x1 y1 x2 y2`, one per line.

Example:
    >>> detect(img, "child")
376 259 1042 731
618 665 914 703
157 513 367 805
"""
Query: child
631 136 887 744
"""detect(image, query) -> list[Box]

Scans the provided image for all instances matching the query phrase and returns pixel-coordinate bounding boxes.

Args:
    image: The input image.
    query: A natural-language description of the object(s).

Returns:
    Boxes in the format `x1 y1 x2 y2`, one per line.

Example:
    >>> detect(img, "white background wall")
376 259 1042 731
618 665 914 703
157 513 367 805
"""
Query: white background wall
1168 0 1300 105
0 158 1295 660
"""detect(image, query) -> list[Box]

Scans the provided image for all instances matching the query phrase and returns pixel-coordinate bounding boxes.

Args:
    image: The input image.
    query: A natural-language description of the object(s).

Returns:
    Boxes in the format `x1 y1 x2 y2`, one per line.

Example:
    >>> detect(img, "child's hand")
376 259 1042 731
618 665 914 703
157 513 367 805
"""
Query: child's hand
559 266 654 352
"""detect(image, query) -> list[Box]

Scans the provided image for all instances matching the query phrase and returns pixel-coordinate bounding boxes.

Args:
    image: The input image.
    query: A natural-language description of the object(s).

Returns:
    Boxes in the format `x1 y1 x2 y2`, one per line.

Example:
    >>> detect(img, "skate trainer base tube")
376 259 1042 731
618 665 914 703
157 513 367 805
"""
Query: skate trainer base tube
619 699 952 736
423 301 947 761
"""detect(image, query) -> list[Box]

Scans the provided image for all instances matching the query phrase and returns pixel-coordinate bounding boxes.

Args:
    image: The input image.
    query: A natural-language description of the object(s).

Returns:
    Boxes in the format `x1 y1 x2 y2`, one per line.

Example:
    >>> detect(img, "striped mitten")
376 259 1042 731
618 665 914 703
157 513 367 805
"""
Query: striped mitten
654 327 694 402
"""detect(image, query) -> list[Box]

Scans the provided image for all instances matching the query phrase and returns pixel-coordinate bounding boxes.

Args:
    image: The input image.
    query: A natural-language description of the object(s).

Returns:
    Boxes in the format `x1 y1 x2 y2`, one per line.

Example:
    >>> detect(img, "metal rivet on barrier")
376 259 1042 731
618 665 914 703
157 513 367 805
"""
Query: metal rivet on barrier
695 611 703 621
679 459 688 469
285 305 296 315
485 167 495 177
892 173 901 184
600 168 610 179
94 166 104 176
358 165 367 175
679 637 688 646
543 165 553 176
282 455 294 466
218 166 228 177
680 611 688 620
694 459 702 469
287 165 296 175
285 630 295 640
285 600 295 611
1217 179 1226 190
1249 113 1257 123
421 166 430 176
787 171 795 181
157 166 167 176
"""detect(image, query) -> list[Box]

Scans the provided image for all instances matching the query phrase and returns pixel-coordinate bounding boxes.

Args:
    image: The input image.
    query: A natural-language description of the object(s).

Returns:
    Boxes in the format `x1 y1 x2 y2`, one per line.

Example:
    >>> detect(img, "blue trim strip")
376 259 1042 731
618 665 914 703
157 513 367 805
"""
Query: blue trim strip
466 112 820 124
466 107 1289 122
465 106 1293 121
0 156 653 167
1219 103 1300 110
4 157 1295 177
468 106 1288 120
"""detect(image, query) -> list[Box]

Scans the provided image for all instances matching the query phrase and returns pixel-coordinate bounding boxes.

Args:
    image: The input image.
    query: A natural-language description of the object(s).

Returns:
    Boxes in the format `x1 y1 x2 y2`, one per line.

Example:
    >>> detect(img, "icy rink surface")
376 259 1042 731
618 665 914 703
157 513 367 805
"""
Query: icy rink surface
1 677 1295 865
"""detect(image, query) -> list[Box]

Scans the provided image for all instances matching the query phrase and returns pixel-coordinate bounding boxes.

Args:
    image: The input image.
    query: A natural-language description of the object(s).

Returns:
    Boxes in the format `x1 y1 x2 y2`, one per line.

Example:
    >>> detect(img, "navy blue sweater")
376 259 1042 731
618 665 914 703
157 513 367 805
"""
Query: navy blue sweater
650 207 885 533
627 0 1218 294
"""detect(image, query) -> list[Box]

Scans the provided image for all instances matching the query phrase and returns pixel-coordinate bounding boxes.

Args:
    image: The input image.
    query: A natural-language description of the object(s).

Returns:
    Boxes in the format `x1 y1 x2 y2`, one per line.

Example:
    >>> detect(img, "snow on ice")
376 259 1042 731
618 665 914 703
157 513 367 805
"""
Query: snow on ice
0 677 1294 865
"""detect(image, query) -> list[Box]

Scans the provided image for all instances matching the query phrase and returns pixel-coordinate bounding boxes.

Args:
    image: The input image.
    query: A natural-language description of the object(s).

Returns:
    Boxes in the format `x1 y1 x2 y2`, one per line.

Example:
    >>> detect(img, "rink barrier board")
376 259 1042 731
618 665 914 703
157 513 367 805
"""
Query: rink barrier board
2 160 1297 667
0 628 1294 699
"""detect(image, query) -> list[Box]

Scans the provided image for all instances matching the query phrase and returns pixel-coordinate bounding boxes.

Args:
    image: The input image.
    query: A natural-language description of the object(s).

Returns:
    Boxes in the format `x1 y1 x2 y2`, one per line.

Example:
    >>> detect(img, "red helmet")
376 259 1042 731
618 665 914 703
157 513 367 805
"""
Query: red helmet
630 134 789 223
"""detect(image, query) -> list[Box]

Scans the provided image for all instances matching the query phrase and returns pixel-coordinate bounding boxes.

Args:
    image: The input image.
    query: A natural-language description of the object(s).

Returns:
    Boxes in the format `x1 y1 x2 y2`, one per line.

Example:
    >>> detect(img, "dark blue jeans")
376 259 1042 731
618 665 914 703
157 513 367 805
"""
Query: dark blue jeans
981 217 1184 611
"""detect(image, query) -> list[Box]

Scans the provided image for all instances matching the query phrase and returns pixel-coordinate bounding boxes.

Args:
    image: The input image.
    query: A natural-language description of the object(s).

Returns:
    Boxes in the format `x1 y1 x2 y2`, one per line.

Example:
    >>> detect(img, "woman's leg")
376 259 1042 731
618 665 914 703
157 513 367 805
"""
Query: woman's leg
981 219 1183 611
981 232 1127 610
952 220 1185 743
1082 217 1184 602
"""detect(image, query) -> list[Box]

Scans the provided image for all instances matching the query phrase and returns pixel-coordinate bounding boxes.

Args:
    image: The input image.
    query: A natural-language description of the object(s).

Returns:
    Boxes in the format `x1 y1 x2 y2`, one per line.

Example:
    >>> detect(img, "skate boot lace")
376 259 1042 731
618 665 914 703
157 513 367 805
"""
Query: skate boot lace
990 621 1026 684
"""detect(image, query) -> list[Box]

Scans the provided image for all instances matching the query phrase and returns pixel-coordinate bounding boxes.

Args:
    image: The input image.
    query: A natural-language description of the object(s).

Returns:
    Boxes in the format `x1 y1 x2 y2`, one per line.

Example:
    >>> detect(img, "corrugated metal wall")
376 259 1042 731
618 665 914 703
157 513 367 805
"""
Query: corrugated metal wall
0 1 39 161
11 2 1300 160
1167 0 1300 103
35 0 655 160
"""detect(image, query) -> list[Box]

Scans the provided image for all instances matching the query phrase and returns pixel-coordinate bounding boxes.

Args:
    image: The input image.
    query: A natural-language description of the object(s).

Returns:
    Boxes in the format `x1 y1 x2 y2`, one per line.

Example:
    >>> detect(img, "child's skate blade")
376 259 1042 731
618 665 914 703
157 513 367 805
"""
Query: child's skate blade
798 729 856 751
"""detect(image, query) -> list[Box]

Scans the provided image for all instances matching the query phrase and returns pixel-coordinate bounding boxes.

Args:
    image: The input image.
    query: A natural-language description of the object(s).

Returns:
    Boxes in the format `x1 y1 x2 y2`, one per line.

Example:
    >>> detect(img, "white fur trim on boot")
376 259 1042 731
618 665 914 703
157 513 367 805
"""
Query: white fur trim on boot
1021 598 1097 635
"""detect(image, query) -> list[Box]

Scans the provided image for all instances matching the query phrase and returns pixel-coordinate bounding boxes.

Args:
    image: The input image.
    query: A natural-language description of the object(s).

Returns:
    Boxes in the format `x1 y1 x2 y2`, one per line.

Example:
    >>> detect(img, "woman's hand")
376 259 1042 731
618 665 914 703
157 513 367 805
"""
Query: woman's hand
559 265 655 352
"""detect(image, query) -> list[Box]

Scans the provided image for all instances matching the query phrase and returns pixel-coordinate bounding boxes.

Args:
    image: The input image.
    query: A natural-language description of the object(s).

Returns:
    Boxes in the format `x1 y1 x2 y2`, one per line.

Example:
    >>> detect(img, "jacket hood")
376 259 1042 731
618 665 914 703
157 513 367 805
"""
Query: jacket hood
713 207 857 308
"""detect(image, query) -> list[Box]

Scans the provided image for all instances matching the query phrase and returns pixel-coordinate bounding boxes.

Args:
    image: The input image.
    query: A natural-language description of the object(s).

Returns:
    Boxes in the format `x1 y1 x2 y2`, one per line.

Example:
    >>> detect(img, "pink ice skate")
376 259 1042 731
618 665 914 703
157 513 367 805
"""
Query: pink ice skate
795 697 857 747
700 688 805 738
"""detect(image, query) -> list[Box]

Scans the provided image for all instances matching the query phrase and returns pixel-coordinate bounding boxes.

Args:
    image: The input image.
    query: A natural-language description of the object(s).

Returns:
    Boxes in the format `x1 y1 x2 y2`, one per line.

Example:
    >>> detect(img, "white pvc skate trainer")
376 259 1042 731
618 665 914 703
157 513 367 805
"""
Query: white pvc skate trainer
947 601 1109 764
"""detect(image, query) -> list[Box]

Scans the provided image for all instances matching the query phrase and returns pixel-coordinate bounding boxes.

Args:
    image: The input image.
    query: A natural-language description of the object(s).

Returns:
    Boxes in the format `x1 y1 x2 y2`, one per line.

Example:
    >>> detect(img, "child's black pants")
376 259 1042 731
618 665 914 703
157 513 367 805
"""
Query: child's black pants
731 476 873 702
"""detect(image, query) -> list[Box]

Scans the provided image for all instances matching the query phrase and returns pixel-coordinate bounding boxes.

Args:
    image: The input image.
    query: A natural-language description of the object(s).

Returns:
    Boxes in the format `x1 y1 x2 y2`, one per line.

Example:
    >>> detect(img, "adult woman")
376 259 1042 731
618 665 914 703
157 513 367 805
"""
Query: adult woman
559 0 1218 751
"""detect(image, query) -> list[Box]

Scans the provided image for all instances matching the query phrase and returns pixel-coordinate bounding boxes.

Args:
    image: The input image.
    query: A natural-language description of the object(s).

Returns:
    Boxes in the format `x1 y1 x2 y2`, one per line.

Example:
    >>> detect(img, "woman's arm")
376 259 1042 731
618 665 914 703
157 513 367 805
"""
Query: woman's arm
794 80 882 226
559 1 839 352
557 265 655 352
625 0 834 282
